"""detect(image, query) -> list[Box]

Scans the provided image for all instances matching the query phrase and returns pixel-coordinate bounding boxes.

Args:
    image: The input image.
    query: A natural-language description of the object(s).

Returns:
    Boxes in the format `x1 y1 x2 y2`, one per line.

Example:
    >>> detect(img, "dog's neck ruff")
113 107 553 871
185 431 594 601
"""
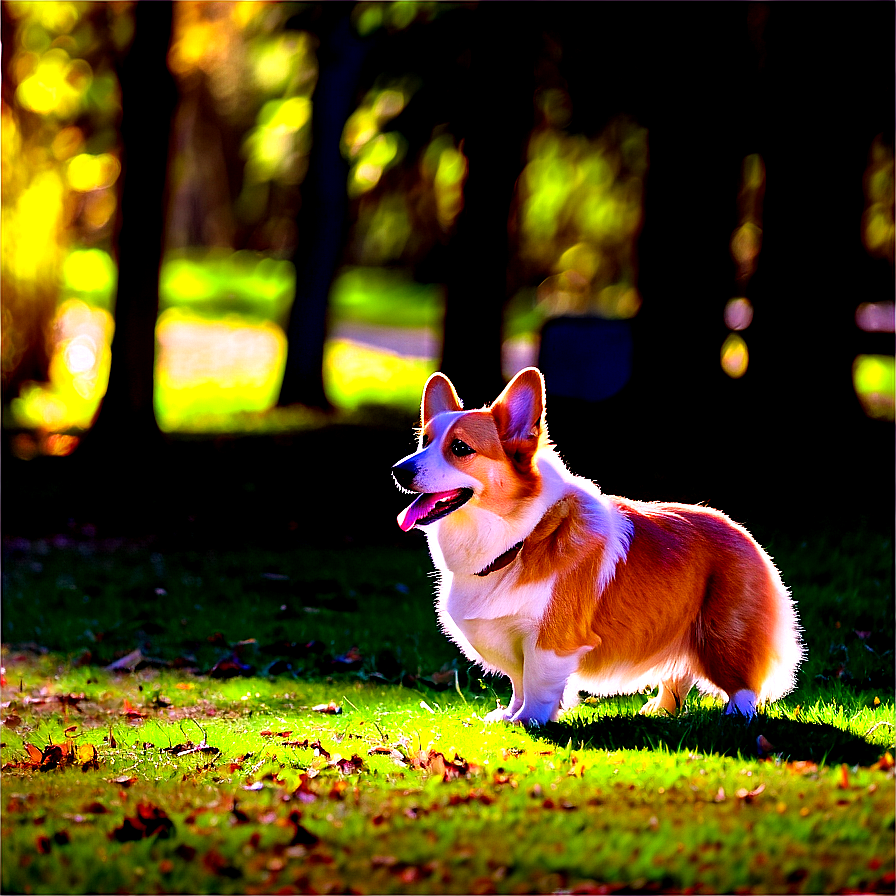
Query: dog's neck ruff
475 540 524 577
473 495 573 577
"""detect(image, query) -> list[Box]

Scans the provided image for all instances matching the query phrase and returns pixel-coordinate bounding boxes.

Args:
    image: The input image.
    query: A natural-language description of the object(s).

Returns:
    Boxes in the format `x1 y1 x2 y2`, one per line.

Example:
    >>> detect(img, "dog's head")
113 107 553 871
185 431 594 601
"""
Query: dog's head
392 367 548 531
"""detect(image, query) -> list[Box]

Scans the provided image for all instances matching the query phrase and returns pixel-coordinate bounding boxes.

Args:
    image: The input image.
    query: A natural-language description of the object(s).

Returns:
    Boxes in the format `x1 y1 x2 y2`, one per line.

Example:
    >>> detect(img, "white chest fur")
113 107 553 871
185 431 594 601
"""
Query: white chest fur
434 568 552 676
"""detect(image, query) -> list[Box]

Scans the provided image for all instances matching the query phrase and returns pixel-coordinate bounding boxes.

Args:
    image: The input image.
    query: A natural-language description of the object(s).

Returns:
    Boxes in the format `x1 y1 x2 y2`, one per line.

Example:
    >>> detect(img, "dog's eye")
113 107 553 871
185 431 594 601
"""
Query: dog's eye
450 439 475 458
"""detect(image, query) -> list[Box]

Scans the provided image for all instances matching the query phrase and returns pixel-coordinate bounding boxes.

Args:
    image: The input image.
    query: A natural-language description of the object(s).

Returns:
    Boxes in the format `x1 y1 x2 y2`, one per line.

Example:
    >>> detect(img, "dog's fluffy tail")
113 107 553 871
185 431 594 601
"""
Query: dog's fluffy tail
758 561 805 703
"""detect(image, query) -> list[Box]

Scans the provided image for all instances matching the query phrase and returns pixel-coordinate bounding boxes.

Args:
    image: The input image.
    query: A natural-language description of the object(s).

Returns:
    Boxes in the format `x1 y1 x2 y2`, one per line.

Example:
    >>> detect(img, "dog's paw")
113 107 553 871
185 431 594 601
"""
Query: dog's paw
639 696 675 717
483 706 513 723
509 710 547 728
515 716 543 729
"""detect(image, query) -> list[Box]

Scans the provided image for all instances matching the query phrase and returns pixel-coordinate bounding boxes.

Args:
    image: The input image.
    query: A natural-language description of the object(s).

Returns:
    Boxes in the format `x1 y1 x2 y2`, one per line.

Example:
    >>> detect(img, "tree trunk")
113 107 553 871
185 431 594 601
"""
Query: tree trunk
745 3 895 507
439 5 536 407
619 5 750 502
87 2 177 456
278 10 369 410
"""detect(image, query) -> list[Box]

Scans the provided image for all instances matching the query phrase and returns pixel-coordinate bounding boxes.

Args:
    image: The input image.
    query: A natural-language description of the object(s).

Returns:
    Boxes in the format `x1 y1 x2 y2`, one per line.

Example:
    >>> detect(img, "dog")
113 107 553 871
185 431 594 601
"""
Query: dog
392 367 804 726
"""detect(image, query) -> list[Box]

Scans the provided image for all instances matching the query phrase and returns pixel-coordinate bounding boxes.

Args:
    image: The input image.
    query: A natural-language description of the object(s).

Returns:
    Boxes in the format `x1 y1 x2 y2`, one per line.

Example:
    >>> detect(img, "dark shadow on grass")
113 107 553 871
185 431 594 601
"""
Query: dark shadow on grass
540 710 886 766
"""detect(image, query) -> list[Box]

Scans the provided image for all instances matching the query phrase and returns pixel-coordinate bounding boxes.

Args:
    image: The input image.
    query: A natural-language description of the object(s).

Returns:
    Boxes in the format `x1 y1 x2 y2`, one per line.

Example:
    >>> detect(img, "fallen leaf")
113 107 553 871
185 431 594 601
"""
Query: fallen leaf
412 749 476 782
287 810 319 846
208 654 252 679
332 646 363 669
735 783 766 803
837 764 850 789
202 848 241 878
82 801 108 814
106 649 145 673
110 802 174 841
293 774 317 803
333 754 364 775
121 699 147 719
786 760 819 775
77 743 99 771
367 745 407 766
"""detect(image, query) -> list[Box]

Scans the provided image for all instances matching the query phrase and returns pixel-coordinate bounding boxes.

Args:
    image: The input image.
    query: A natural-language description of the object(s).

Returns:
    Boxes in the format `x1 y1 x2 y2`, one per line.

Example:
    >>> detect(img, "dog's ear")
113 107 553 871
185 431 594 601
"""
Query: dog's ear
422 372 463 425
491 367 545 465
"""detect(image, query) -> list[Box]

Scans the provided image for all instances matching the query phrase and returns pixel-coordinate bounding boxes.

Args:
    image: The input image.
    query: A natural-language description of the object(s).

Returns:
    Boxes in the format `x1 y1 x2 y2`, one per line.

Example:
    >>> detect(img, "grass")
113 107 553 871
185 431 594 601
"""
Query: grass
1 525 894 894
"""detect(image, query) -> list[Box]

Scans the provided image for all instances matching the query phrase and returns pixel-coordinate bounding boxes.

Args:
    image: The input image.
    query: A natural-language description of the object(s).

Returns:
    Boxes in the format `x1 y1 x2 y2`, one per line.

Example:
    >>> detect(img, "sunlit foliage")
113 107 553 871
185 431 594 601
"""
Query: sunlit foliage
862 137 895 265
341 83 469 269
343 82 412 197
166 1 317 249
853 355 895 422
351 1 443 38
517 117 648 323
2 1 129 435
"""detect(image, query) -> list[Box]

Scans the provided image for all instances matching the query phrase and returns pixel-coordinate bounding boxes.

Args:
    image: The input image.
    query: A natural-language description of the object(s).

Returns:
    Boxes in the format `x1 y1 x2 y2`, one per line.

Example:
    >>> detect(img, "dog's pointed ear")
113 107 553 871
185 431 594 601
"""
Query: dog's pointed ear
422 372 463 425
491 367 545 462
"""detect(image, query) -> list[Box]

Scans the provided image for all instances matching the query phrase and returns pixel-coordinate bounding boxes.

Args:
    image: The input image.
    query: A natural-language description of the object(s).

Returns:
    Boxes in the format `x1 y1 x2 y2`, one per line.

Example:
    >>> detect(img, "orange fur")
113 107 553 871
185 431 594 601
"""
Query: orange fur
535 498 778 696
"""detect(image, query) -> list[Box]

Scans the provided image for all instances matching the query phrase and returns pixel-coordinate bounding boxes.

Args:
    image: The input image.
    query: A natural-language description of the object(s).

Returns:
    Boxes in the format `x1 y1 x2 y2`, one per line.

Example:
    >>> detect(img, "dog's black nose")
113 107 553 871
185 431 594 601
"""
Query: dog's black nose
391 457 418 490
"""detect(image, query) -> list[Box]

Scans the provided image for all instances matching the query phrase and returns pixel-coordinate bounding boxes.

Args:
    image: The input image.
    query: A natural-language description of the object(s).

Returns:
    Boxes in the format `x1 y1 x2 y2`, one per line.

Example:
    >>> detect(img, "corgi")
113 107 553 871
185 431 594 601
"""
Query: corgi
392 367 804 726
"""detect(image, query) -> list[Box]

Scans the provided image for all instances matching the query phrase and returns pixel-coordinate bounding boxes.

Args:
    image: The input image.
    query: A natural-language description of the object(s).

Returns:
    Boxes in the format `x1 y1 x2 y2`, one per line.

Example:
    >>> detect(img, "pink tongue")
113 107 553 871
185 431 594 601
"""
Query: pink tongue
397 491 459 532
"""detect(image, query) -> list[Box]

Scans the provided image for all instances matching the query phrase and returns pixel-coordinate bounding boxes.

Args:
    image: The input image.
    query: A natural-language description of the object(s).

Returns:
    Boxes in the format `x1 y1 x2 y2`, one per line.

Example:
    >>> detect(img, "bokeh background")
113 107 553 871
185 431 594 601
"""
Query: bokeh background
1 1 893 545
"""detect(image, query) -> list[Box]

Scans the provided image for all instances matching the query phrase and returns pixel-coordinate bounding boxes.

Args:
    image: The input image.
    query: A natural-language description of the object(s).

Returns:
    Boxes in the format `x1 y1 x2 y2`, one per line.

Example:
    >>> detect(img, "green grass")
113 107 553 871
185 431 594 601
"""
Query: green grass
2 527 894 894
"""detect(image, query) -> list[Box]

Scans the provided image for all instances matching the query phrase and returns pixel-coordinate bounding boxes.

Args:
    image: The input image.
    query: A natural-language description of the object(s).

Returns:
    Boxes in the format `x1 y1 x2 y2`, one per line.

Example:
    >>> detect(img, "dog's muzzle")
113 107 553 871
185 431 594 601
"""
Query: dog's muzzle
391 456 420 492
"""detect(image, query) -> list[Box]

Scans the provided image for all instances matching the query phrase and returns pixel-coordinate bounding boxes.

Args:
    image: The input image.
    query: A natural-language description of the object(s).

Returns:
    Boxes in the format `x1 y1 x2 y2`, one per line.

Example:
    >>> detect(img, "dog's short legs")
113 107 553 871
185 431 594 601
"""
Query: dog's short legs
724 689 757 719
641 675 695 716
484 691 523 723
483 672 524 723
510 646 583 727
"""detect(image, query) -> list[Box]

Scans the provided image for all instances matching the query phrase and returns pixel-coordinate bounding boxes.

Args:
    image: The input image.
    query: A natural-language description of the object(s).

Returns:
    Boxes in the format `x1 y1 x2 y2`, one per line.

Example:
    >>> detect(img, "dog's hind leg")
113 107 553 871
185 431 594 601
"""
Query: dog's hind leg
724 689 757 719
640 674 695 716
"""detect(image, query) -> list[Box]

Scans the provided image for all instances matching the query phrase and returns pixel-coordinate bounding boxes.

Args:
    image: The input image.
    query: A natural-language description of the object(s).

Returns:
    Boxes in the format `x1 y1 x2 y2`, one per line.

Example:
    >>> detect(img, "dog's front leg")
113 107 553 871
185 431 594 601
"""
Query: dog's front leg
484 678 523 722
510 643 584 727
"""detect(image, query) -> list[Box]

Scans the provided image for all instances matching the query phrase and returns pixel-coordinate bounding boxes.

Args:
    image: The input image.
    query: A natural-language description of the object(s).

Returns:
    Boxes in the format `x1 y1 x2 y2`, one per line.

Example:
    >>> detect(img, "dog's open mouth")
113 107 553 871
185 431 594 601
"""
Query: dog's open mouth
397 488 474 532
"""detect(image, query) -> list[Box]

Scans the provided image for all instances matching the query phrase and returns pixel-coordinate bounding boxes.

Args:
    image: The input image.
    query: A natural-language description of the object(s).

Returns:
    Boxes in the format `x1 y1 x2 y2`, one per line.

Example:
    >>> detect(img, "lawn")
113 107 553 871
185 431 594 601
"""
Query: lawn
1 524 894 895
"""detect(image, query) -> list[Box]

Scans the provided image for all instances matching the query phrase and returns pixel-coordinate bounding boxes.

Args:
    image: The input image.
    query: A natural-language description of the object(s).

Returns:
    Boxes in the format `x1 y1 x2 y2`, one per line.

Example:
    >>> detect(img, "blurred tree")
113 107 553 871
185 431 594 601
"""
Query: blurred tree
278 5 370 410
0 3 51 399
744 3 895 502
438 5 536 405
87 2 176 453
622 4 750 497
